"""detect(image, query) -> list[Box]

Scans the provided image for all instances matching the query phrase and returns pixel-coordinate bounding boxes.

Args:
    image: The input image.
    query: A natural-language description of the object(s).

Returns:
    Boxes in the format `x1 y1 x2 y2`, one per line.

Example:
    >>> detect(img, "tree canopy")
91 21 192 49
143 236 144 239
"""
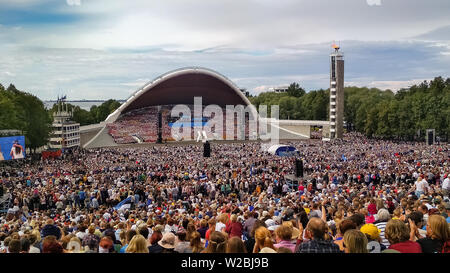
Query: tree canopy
0 84 52 152
250 77 450 140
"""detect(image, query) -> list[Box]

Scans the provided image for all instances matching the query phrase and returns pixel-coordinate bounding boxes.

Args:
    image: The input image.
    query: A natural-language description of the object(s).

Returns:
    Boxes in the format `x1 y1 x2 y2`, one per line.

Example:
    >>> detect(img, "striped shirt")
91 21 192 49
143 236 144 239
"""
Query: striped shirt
375 221 389 247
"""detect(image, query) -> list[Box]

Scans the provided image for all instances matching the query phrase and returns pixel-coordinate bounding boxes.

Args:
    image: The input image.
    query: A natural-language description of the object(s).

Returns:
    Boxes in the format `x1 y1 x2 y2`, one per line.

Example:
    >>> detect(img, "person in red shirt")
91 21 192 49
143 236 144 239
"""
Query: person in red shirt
385 219 422 253
205 218 216 242
368 198 377 215
225 214 243 238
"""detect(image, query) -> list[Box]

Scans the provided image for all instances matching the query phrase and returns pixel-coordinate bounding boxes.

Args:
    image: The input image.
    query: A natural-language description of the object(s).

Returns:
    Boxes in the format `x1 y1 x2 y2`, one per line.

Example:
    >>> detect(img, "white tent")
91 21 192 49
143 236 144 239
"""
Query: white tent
266 144 299 156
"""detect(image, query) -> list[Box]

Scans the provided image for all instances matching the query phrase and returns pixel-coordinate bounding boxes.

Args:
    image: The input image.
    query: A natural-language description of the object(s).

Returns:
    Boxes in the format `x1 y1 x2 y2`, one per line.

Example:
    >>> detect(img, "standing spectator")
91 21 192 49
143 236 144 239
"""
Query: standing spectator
385 220 422 253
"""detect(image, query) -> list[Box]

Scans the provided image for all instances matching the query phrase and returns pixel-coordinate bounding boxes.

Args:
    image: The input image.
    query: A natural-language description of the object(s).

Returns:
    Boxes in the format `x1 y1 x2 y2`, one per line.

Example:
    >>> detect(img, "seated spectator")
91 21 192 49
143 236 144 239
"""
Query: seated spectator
28 233 41 253
66 237 82 253
407 211 427 239
348 213 365 229
41 219 61 240
197 219 208 239
82 225 100 252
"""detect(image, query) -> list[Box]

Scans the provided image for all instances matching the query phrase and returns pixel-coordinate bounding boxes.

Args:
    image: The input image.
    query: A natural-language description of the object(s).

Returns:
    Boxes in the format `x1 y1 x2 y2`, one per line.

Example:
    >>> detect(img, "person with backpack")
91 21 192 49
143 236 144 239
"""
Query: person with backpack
413 214 450 253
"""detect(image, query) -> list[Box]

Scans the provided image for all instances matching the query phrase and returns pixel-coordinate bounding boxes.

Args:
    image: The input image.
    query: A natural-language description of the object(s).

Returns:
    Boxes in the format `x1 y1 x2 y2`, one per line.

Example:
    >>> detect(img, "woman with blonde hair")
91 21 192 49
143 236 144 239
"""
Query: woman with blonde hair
216 213 228 233
415 214 450 253
253 226 275 253
343 229 368 253
66 237 82 253
125 235 149 253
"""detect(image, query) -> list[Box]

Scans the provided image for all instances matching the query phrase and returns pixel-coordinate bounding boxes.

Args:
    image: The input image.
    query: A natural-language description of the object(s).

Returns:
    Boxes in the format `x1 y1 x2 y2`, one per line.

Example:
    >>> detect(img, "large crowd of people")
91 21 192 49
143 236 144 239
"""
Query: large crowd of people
107 105 252 144
0 133 449 254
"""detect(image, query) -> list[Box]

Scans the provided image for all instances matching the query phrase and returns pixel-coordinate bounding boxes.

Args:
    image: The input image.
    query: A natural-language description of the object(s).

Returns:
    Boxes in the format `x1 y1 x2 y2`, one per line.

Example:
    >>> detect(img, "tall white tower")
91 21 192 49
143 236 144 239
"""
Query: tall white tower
330 44 344 139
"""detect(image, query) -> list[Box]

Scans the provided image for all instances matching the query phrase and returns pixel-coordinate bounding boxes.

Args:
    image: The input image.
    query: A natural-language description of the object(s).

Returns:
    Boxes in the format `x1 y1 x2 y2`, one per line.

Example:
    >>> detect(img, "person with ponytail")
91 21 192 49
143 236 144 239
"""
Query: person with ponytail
253 226 275 253
202 231 227 253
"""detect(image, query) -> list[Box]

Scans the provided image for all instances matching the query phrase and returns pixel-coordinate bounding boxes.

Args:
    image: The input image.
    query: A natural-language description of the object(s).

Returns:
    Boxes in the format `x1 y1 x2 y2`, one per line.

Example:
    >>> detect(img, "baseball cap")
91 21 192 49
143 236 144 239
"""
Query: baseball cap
360 224 380 240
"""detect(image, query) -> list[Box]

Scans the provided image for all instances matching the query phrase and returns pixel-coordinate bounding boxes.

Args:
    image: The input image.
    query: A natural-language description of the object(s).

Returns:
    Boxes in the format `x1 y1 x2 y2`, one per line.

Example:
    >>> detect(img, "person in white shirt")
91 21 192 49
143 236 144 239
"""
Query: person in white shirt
442 174 450 197
9 140 24 159
414 177 429 198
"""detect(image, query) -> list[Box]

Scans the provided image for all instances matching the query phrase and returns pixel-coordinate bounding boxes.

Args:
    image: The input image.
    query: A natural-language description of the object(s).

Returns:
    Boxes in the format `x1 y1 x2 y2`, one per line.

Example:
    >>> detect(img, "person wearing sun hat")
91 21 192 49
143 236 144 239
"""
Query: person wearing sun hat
158 232 177 253
360 223 386 253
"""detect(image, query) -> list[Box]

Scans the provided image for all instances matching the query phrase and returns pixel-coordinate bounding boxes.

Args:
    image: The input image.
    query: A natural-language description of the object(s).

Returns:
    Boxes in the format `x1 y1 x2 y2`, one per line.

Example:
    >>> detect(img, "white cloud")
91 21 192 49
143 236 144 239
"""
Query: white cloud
1 1 449 100
346 78 430 91
366 0 382 6
66 0 81 6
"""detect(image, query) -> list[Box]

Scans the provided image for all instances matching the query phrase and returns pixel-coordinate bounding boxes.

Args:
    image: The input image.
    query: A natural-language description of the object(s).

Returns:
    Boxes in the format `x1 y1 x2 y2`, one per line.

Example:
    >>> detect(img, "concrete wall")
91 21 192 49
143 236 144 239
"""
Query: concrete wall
80 128 101 147
280 125 311 138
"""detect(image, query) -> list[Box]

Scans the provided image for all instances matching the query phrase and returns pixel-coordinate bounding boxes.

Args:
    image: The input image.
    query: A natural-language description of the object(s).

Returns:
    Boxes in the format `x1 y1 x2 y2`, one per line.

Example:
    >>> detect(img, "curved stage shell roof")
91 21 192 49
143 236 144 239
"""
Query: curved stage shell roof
105 67 253 123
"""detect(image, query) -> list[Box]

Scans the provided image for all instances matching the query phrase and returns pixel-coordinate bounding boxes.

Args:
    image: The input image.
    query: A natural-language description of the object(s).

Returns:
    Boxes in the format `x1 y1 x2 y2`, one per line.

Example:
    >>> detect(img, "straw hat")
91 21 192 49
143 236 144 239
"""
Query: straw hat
158 232 176 249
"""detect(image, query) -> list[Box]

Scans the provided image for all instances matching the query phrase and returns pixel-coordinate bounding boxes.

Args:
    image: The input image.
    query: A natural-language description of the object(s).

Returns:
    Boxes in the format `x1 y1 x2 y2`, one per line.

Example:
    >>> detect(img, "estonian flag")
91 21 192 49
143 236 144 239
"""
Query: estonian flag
114 197 132 211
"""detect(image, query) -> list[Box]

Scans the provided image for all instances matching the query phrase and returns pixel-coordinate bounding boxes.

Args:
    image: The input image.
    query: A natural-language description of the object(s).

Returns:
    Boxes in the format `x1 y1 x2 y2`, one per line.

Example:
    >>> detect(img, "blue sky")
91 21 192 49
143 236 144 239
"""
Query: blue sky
0 0 449 100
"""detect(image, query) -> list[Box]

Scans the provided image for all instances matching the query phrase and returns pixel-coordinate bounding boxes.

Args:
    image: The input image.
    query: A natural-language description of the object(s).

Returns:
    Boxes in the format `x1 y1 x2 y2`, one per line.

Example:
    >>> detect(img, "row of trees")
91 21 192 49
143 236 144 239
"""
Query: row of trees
250 84 328 121
250 77 450 140
0 83 122 153
48 99 121 126
351 77 450 140
1 76 448 152
0 84 52 153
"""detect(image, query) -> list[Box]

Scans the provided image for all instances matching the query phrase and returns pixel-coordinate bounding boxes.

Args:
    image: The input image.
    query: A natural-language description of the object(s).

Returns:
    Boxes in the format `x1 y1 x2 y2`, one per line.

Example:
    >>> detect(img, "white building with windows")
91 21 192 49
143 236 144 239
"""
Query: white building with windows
49 99 80 150
268 86 289 93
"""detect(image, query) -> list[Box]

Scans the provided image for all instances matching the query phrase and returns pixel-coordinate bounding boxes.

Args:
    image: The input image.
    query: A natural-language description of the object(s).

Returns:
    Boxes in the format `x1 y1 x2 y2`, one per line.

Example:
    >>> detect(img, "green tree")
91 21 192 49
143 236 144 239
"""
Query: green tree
287 82 306 98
